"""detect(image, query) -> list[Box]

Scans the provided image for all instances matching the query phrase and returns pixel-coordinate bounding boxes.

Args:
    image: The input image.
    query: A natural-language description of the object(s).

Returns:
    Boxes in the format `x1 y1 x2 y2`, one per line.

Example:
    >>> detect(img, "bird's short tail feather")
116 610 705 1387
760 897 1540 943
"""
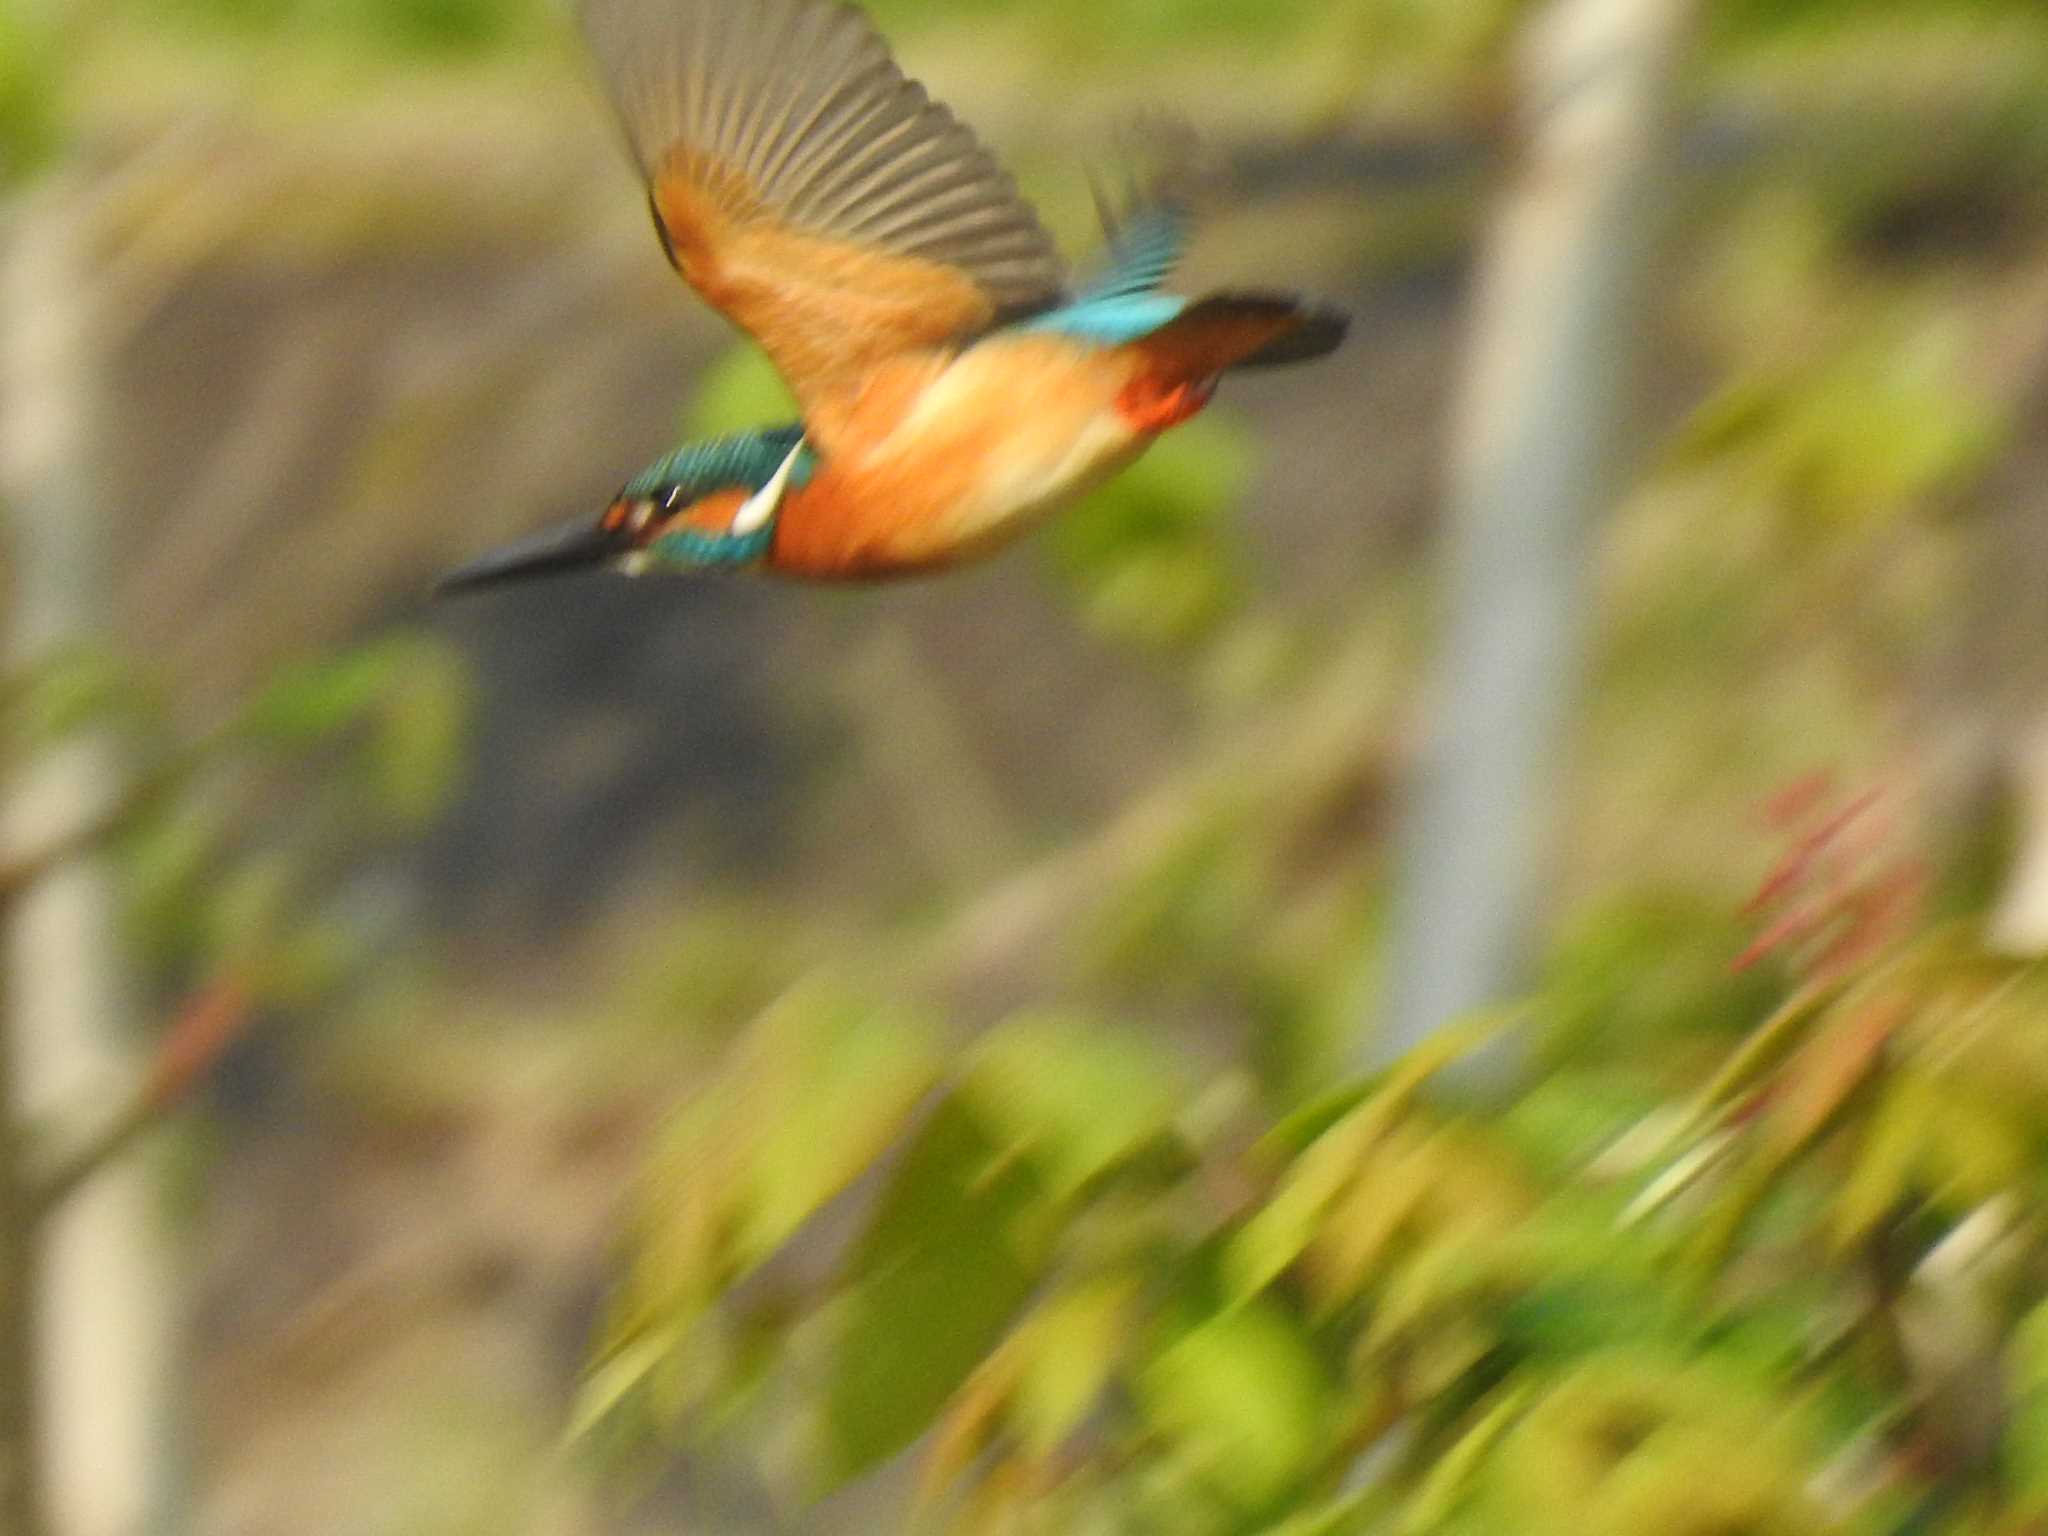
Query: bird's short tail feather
1129 292 1350 381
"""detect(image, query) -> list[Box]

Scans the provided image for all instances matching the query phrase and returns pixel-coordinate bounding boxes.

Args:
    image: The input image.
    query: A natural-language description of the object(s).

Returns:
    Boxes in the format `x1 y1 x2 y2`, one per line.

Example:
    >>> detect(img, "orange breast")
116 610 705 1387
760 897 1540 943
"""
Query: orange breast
771 334 1155 581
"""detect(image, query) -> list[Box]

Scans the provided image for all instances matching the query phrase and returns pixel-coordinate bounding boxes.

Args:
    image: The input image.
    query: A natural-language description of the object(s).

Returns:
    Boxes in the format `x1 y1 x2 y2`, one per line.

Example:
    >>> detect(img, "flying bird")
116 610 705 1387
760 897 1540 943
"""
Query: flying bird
439 0 1348 594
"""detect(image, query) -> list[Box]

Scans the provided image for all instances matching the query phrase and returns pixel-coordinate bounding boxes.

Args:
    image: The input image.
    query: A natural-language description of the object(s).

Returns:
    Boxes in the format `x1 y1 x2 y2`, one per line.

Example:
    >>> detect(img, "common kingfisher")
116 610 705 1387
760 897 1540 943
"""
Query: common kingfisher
439 0 1349 594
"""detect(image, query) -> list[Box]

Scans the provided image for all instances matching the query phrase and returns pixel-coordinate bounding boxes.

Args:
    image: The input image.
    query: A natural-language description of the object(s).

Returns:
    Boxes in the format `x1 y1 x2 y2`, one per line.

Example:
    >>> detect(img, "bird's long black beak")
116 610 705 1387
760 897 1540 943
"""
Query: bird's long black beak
434 515 631 596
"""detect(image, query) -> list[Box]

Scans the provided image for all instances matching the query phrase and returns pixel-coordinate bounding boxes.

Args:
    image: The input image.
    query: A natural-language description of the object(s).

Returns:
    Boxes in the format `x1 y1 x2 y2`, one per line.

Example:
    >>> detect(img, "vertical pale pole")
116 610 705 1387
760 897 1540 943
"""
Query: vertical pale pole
1377 0 1698 1073
3 176 180 1536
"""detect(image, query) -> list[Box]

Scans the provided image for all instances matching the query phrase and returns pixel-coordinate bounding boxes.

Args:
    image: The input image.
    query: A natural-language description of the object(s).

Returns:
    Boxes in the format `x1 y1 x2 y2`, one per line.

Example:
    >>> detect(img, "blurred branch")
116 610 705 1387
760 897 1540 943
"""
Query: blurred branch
656 612 1391 1052
0 934 48 1536
841 621 1026 892
4 166 179 1536
122 326 350 624
30 978 248 1217
905 616 1397 1019
1379 0 1700 1078
0 753 191 906
1920 263 2048 951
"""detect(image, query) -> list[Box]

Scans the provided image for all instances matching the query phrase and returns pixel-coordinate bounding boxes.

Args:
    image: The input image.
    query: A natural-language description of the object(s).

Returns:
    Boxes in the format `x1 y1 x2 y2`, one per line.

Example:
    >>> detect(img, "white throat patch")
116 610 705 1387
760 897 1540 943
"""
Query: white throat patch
733 438 806 537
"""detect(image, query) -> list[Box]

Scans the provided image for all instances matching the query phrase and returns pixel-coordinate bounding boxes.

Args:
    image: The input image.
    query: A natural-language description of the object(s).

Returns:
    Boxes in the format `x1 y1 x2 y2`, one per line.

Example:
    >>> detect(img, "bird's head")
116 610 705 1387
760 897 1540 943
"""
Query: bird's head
436 430 809 594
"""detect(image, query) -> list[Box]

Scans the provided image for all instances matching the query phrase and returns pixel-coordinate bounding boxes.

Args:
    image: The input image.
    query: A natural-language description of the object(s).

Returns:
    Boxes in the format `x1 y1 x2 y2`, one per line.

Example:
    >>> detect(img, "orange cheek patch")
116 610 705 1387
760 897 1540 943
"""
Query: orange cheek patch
1116 375 1217 434
668 489 750 537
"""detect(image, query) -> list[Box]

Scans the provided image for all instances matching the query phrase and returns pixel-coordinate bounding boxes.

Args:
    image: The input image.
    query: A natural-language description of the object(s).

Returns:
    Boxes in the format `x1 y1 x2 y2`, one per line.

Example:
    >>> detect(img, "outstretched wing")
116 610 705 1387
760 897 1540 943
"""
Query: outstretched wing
579 0 1067 412
1070 200 1191 305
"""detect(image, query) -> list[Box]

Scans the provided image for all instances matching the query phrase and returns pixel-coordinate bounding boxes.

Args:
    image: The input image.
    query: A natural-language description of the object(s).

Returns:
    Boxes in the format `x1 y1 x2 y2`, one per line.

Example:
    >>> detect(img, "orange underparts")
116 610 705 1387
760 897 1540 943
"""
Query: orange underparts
1117 374 1218 434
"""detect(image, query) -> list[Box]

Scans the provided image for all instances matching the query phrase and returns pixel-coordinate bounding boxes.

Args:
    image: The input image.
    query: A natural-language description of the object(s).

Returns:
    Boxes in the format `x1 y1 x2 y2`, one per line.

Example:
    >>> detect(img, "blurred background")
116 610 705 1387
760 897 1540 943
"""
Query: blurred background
7 0 2048 1533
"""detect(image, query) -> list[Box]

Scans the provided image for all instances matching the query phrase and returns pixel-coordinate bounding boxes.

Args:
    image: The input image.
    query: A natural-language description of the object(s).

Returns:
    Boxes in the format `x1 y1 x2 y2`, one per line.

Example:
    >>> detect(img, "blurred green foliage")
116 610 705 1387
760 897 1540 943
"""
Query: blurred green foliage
11 0 2048 1531
61 0 2048 96
4 630 474 1011
578 785 2048 1536
1047 414 1257 656
98 0 1475 64
559 87 2048 1522
574 120 2048 1525
1712 0 2048 42
115 0 554 56
0 5 58 188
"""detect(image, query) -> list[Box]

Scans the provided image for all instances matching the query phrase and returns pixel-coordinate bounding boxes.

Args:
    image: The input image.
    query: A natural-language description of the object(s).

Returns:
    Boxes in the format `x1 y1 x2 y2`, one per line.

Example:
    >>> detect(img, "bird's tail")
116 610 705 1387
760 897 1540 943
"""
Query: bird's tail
1127 292 1351 381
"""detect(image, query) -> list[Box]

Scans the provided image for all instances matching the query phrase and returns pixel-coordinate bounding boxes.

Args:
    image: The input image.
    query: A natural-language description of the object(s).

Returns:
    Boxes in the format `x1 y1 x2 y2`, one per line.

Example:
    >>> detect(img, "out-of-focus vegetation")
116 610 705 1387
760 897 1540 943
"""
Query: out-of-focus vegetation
5 629 469 1077
573 804 2048 1536
11 0 2048 1532
552 3 2048 1533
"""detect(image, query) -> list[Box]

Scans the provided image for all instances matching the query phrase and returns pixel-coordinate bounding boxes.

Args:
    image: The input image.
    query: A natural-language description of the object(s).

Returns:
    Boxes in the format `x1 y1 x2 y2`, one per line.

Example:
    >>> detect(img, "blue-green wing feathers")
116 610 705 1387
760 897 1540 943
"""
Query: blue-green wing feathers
623 423 809 501
1012 195 1194 346
1014 292 1187 346
1072 200 1191 305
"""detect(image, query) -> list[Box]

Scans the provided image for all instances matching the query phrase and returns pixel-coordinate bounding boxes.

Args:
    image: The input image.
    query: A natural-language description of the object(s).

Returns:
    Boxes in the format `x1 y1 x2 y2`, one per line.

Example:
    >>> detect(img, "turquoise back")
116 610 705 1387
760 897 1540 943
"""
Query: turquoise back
1015 292 1186 347
1011 201 1192 348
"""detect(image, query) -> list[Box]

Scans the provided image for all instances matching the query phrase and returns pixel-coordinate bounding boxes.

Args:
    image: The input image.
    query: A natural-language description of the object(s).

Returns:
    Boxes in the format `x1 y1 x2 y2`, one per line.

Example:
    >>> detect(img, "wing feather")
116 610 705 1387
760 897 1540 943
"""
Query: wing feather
579 0 1066 407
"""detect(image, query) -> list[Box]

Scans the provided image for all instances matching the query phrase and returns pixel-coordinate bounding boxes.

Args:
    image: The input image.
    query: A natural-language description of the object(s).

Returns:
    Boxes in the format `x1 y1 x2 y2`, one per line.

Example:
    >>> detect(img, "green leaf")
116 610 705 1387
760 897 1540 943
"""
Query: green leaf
1319 1126 1441 1311
1402 1381 1535 1535
585 1099 734 1432
242 644 398 746
1260 1078 1375 1160
579 986 939 1450
1229 1105 1377 1304
1228 1016 1504 1301
1679 979 1844 1139
1044 412 1258 653
347 0 529 53
1139 1299 1336 1510
253 915 358 1007
124 804 225 968
733 983 940 1269
365 638 468 824
1921 1087 2029 1211
568 1331 679 1447
204 852 299 964
0 5 59 187
1665 379 1785 467
2011 1300 2048 1508
15 645 138 747
822 1095 1048 1484
1829 1068 1929 1250
1010 1277 1133 1458
961 1011 1185 1202
1258 1489 1377 1536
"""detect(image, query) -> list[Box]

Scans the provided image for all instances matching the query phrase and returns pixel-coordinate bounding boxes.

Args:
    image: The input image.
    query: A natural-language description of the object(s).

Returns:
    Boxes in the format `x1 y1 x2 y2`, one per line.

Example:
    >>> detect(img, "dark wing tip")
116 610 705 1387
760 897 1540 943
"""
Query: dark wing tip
1185 291 1350 370
1162 290 1353 371
1245 300 1350 368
